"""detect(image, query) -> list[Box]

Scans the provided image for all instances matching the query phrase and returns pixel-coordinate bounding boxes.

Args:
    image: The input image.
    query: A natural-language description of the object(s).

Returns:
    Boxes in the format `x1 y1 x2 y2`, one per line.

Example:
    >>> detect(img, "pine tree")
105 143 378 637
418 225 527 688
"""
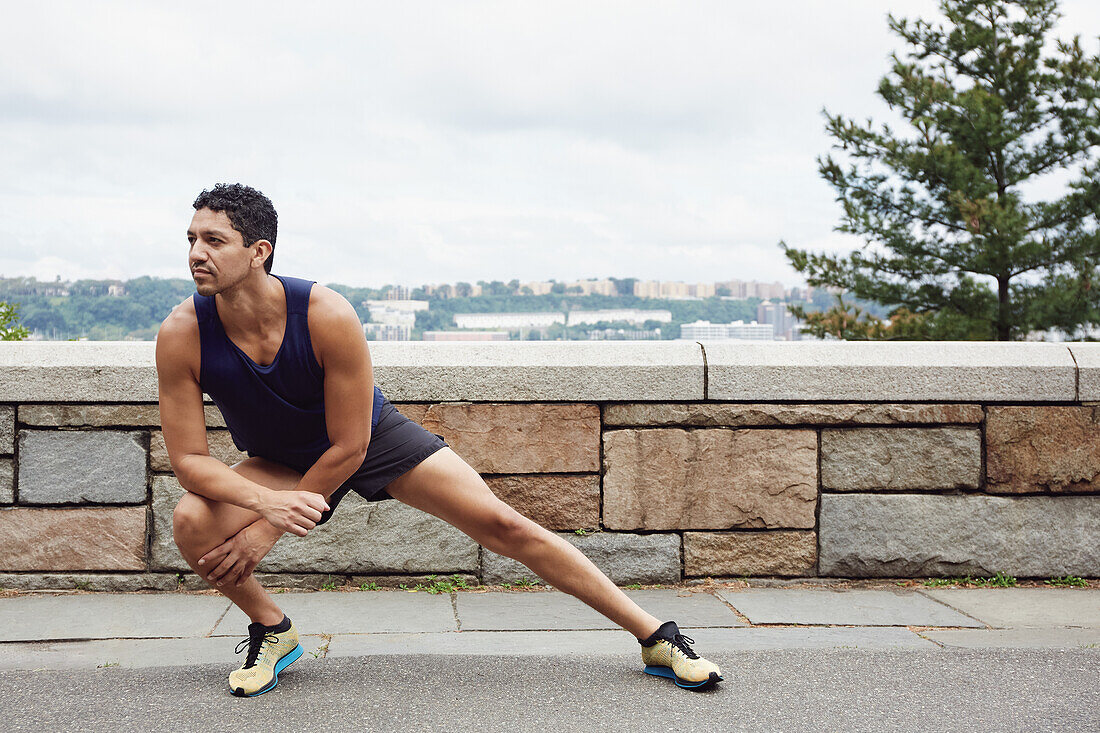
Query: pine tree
782 0 1100 340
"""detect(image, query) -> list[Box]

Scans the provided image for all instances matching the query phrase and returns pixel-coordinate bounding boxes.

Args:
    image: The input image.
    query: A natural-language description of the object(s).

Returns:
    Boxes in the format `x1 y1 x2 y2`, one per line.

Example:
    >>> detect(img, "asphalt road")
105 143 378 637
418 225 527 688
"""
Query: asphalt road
2 649 1097 733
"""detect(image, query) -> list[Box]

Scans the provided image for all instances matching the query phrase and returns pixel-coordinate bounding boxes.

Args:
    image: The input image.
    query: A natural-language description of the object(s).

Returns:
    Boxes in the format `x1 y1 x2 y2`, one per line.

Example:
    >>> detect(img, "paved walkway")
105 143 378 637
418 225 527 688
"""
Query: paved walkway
1 584 1097 670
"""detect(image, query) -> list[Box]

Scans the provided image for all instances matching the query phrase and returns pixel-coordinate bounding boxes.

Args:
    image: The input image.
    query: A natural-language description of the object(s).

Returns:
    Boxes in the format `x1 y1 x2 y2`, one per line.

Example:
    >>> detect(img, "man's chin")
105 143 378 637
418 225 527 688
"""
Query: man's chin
194 280 219 296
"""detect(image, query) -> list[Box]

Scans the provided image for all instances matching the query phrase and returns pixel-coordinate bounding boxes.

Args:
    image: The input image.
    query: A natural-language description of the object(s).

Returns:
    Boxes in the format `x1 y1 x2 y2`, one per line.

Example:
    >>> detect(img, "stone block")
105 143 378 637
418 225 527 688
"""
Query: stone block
485 474 599 530
986 406 1100 493
819 494 1100 577
703 341 1076 402
602 428 817 530
0 459 11 503
0 573 178 592
821 427 981 491
392 403 429 424
17 430 147 504
1070 343 1100 401
420 403 599 473
0 406 12 453
0 342 159 401
604 403 984 427
367 341 704 401
0 507 146 571
684 531 817 577
149 429 248 472
18 404 226 428
481 531 681 585
150 476 478 573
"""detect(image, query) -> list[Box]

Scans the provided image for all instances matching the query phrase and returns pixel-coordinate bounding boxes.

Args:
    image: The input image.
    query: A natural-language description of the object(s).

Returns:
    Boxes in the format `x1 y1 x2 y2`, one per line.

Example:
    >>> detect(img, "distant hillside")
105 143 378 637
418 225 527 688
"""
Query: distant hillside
0 275 856 341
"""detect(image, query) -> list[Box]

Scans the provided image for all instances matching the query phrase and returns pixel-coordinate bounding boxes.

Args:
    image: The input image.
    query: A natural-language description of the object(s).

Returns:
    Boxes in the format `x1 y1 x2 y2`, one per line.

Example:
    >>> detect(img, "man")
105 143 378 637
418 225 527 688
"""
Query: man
157 182 723 697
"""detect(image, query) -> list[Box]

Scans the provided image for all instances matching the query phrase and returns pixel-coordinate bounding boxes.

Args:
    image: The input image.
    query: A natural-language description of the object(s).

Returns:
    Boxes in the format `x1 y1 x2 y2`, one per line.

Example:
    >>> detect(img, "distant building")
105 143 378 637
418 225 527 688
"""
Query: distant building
520 280 554 295
453 312 565 329
756 300 801 341
422 330 510 341
564 278 617 296
108 284 126 297
365 299 429 314
566 308 672 326
587 328 662 340
364 323 411 341
679 320 775 340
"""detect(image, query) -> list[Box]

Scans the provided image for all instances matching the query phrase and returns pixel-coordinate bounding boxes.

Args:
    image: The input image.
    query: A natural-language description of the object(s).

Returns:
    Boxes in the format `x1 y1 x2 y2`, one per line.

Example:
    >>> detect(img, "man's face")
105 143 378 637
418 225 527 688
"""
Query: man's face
186 208 265 296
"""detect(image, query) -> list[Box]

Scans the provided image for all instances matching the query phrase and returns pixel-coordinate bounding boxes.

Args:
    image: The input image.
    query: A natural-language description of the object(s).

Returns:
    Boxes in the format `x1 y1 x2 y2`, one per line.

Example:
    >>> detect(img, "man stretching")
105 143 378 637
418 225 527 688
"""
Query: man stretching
156 183 723 696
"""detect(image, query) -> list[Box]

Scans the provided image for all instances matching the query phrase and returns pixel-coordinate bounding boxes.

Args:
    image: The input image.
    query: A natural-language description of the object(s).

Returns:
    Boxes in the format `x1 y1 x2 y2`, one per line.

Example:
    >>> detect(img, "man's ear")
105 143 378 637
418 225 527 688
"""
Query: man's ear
251 239 273 270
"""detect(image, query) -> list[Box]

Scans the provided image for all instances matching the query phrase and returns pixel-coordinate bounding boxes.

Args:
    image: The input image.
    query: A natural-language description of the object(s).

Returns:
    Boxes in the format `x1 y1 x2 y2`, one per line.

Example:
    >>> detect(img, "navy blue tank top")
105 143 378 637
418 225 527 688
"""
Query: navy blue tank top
194 274 385 474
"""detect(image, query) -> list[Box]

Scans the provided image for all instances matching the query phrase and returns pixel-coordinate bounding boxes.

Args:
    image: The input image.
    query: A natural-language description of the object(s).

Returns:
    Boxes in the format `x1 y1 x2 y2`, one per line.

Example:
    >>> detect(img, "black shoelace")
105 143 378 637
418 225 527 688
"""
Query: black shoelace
235 630 279 669
669 633 700 660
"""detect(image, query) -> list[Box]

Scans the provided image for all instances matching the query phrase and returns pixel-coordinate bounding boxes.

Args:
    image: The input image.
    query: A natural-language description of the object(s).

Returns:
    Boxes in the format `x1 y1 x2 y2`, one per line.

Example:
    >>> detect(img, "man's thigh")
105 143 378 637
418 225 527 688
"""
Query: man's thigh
385 447 522 537
174 456 304 546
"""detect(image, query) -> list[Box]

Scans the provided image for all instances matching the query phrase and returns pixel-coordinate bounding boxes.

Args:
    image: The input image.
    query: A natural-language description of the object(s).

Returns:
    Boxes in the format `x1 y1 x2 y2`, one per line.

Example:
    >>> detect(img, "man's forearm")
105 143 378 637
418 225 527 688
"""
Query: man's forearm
293 442 368 503
175 455 273 511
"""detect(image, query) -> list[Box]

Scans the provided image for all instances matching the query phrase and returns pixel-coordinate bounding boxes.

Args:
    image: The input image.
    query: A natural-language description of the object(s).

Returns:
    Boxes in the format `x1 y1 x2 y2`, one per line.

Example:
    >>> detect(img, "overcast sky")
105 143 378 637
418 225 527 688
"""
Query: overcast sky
1 1 1097 289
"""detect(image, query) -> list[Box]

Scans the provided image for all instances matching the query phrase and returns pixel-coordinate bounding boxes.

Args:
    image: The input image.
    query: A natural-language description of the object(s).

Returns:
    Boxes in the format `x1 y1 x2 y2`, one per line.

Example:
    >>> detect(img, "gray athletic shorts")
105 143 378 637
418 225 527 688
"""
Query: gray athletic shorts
315 394 449 526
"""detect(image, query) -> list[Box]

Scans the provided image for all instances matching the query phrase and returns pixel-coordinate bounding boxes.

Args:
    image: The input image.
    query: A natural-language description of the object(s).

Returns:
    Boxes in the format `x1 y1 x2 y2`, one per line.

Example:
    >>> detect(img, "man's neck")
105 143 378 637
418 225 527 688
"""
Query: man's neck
215 273 285 338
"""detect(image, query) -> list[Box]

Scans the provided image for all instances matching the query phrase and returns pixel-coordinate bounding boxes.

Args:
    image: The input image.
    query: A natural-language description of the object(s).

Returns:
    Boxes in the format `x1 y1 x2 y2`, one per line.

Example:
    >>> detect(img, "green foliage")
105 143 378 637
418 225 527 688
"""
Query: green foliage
782 0 1100 341
319 577 339 591
359 581 380 591
922 571 1019 587
0 301 30 341
1045 575 1087 587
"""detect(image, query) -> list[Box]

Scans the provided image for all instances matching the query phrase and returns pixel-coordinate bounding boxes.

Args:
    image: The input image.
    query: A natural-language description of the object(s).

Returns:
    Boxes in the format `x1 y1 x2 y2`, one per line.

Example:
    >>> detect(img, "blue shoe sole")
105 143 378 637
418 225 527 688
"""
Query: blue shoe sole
232 643 304 698
644 664 723 691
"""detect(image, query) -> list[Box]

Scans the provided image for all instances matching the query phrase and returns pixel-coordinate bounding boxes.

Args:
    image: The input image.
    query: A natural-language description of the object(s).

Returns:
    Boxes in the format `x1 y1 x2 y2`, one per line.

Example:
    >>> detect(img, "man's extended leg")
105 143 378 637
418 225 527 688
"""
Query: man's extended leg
172 456 303 626
385 447 664 640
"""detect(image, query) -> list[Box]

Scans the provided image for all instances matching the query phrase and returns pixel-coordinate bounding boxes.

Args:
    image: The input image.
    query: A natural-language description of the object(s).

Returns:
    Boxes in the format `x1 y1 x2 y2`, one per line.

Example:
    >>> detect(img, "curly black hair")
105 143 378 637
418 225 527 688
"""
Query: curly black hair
192 183 278 274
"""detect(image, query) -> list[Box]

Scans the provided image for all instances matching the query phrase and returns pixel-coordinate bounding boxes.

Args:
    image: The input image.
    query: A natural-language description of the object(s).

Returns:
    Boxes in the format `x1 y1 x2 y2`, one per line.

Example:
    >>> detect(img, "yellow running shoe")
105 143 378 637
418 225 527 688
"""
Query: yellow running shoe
639 620 723 691
229 616 303 697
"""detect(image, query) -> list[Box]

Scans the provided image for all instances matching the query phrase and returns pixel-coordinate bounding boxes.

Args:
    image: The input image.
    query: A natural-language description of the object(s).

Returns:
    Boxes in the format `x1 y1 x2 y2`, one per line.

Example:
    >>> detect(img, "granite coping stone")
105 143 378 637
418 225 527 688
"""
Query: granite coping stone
703 340 1077 402
1069 343 1100 401
920 589 1100 628
213 590 458 635
0 341 704 402
714 589 985 627
1 340 1090 403
0 594 231 642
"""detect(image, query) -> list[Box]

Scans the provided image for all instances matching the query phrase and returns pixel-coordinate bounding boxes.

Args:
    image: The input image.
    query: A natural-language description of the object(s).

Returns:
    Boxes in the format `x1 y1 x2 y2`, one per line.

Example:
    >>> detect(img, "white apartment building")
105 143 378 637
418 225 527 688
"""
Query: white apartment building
453 311 566 329
679 320 775 340
423 331 510 341
365 299 429 314
566 308 672 325
364 323 411 341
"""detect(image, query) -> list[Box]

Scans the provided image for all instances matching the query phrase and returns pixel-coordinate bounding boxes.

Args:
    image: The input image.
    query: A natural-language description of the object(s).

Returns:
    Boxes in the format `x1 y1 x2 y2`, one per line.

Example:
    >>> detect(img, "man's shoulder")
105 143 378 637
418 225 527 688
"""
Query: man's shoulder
307 283 360 324
155 296 200 369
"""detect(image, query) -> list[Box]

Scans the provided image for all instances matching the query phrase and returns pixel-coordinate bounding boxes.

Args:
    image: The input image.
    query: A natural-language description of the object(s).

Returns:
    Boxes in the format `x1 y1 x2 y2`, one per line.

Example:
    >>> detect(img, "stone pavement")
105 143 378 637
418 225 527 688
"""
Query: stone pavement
0 584 1097 670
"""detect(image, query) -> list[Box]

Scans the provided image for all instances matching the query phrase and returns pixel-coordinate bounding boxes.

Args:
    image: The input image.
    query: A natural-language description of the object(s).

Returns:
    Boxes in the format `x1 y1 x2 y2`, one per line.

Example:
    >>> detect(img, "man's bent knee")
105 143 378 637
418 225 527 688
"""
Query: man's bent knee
172 492 213 549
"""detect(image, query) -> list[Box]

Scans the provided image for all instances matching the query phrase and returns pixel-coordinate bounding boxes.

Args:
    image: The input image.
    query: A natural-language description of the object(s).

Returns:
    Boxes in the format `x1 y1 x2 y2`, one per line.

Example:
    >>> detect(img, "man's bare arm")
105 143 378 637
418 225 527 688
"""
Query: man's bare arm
155 302 328 536
286 286 375 503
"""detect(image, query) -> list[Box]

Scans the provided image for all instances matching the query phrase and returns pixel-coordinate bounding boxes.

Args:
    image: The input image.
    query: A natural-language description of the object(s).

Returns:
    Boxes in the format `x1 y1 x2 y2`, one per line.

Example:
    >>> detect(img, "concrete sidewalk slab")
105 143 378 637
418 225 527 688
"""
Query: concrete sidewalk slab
0 594 230 642
925 628 1100 649
455 590 617 630
920 588 1100 628
213 590 456 635
318 626 935 658
0 634 331 671
621 589 746 628
715 589 983 627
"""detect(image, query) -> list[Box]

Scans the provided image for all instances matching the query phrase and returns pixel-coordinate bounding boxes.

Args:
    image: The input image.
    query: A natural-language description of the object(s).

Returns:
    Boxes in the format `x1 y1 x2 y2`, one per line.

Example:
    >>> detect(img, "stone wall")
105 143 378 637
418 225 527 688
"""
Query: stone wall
0 341 1097 590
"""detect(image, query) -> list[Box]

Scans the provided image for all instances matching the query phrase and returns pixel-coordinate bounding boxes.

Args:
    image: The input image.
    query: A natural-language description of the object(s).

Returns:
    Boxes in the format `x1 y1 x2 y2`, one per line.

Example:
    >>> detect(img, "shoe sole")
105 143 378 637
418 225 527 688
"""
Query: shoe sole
231 643 304 698
644 665 723 691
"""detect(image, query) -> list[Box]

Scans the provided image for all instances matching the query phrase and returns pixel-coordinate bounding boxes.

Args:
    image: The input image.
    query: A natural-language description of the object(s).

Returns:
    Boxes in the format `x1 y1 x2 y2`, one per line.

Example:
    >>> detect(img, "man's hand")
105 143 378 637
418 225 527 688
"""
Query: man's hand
198 519 285 588
255 489 330 536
